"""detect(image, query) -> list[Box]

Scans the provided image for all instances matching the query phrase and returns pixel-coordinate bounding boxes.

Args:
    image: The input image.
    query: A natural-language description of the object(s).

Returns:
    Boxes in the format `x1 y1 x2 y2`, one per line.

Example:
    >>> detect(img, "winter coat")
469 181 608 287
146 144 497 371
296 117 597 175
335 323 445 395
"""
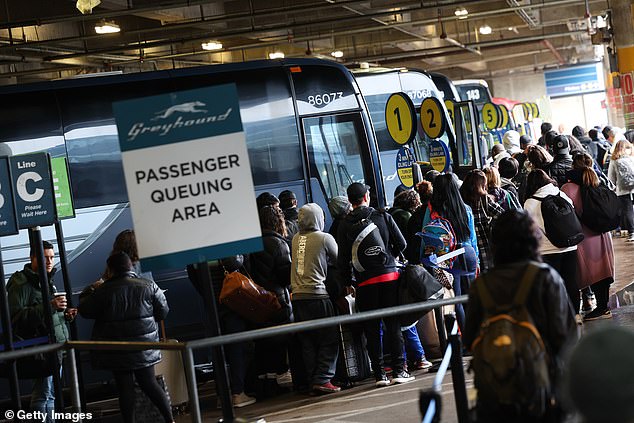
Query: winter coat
388 207 412 236
7 265 69 344
405 206 426 264
291 203 337 299
337 206 406 286
548 154 573 187
607 156 634 196
523 183 578 256
561 181 615 289
250 229 293 322
463 261 577 387
78 272 169 371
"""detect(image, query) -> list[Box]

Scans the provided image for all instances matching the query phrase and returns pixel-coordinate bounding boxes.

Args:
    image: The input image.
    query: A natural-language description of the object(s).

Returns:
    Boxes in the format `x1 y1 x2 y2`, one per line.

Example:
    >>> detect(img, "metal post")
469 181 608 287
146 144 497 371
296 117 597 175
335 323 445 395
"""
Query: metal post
66 347 82 420
0 238 21 409
198 262 235 422
54 220 86 411
449 331 470 423
30 227 65 412
183 347 202 423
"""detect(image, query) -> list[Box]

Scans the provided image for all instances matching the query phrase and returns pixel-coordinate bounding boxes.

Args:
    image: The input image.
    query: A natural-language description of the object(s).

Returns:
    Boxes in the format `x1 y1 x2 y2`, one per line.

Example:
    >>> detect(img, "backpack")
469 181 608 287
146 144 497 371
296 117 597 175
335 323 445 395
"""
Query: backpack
532 193 584 248
579 184 621 233
347 211 389 274
616 158 634 191
470 263 551 417
417 205 456 266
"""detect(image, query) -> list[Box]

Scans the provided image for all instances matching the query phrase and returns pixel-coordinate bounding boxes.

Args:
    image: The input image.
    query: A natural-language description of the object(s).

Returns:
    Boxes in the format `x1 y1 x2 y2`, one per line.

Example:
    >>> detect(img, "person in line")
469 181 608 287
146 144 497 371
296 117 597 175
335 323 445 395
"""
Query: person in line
572 126 594 159
337 182 412 387
249 205 294 387
547 135 573 187
79 251 174 423
515 135 532 170
327 196 352 239
291 203 341 394
7 241 72 423
538 122 553 147
279 190 300 240
502 130 522 156
463 210 577 422
105 229 152 280
561 153 614 321
389 189 421 235
186 255 256 408
256 192 280 210
524 169 580 316
423 174 478 330
589 128 611 169
485 165 520 211
607 140 634 242
460 169 504 273
490 143 510 167
405 180 433 263
497 157 522 208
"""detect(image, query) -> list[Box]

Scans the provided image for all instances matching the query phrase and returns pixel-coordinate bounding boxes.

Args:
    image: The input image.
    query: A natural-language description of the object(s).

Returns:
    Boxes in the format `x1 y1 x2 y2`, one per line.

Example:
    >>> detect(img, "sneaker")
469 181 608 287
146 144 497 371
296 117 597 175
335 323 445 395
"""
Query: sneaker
313 381 341 394
375 371 391 387
276 371 293 387
584 308 612 321
392 370 415 384
627 234 634 242
232 392 256 408
412 357 433 370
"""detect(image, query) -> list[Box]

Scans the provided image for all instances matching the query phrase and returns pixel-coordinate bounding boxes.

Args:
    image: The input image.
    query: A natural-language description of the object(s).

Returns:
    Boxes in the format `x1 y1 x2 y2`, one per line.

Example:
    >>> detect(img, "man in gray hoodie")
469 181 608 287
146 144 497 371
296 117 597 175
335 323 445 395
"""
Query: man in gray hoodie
291 203 341 394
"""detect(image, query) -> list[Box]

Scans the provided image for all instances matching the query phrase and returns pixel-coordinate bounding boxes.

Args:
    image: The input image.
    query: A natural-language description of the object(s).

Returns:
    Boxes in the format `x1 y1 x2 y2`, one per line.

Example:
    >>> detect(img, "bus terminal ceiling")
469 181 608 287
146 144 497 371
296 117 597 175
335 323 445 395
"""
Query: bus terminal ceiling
0 0 611 84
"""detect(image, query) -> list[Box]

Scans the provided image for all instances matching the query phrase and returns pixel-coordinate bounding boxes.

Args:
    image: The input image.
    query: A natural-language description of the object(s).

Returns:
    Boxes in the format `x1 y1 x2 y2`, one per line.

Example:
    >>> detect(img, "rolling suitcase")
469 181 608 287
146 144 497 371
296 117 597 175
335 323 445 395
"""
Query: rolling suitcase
335 324 372 385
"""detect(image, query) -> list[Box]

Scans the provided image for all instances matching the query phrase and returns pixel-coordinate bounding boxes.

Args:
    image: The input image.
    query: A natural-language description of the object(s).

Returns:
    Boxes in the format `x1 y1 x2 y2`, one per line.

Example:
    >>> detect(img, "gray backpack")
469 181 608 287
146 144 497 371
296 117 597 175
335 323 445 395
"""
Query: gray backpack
616 158 634 191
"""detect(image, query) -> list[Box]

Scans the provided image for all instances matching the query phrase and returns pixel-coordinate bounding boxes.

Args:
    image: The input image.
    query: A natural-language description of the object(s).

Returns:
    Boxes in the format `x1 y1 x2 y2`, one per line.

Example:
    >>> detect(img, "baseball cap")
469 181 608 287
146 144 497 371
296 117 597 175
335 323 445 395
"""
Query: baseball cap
347 182 370 202
553 135 569 153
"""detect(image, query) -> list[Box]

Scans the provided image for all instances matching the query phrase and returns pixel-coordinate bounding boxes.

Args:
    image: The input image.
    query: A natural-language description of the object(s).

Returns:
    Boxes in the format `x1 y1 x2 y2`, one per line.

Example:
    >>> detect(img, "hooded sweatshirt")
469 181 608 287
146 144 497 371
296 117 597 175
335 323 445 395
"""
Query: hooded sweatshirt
291 203 338 300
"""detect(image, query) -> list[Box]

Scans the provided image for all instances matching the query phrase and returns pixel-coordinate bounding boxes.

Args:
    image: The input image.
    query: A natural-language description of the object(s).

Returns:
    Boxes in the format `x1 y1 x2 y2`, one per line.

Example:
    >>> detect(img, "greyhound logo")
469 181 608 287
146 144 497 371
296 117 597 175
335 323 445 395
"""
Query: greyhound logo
152 101 208 120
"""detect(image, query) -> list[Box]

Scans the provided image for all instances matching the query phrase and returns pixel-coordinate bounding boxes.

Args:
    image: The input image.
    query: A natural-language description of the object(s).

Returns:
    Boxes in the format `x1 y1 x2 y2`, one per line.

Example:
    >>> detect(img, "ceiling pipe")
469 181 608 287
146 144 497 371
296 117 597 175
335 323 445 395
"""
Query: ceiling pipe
41 0 603 63
542 39 565 65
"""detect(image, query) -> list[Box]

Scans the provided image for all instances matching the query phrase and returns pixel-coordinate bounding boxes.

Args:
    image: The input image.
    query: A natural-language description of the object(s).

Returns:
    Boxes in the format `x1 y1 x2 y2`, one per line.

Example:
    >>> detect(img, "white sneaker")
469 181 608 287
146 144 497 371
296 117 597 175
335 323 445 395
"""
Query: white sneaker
232 392 256 408
275 371 293 387
626 234 634 242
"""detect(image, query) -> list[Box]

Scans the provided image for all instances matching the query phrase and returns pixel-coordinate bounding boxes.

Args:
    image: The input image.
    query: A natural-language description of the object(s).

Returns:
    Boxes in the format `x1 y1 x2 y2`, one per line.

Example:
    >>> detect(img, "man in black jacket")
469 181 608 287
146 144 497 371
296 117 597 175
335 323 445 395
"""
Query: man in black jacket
336 182 412 387
548 135 573 187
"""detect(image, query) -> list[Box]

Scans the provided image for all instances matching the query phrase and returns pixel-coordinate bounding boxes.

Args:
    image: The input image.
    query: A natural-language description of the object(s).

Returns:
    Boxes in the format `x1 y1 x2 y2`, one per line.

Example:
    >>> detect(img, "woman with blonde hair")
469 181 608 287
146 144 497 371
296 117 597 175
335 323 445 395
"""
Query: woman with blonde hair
562 153 615 320
607 140 634 242
484 166 520 211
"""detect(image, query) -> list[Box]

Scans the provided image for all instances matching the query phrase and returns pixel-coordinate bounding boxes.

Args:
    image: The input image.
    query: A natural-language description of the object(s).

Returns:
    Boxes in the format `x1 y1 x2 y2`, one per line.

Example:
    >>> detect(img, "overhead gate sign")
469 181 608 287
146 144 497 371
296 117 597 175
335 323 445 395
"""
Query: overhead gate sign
113 84 262 270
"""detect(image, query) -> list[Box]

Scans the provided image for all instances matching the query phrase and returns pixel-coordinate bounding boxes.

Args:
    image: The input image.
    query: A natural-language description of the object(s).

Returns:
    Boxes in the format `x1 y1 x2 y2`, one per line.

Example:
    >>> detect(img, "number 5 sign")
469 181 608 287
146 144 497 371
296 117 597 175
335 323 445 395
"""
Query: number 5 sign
385 92 417 145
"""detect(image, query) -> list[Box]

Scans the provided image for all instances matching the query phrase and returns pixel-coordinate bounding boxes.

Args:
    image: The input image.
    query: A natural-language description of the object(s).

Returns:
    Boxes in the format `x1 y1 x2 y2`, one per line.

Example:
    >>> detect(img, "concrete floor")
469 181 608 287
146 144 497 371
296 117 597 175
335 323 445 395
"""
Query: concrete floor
174 234 634 423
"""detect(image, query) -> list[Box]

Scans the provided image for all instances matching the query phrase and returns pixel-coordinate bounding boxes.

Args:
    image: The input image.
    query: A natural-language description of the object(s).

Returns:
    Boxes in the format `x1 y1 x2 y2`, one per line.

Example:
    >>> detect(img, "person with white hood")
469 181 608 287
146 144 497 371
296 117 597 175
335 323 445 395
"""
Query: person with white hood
502 130 522 156
291 203 341 394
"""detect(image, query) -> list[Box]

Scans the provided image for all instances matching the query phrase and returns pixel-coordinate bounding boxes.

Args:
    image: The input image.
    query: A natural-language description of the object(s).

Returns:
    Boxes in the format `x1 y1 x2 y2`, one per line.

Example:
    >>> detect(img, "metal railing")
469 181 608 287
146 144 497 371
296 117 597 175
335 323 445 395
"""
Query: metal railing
0 295 471 423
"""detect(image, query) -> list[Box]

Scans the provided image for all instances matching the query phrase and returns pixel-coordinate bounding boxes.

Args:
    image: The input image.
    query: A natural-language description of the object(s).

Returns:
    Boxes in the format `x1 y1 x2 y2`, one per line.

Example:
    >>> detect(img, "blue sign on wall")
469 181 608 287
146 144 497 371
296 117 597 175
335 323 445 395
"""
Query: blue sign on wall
0 157 18 236
10 153 56 229
544 63 604 97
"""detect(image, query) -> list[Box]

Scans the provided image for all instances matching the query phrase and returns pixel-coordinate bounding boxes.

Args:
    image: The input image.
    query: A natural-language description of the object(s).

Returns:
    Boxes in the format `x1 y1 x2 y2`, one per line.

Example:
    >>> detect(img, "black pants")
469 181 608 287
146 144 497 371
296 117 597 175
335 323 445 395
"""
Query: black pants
113 365 173 423
356 281 404 375
619 194 634 234
543 250 579 314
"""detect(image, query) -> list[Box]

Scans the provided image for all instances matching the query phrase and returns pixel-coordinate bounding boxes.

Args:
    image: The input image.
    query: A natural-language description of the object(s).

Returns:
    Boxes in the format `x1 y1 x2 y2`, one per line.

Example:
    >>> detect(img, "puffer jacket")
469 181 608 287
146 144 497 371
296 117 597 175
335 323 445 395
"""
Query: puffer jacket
547 154 572 187
463 261 578 381
608 156 634 196
79 271 169 371
7 265 69 343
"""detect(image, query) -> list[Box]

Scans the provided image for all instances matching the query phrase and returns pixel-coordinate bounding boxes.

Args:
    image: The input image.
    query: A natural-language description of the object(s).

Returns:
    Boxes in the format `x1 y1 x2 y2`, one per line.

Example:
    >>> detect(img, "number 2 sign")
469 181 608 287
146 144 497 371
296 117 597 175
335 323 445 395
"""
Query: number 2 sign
420 97 446 139
385 92 417 145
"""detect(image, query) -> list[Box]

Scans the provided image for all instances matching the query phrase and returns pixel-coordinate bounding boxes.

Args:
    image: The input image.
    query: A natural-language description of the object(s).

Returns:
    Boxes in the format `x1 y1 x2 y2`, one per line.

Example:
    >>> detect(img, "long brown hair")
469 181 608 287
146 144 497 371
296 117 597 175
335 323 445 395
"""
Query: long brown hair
259 205 287 237
460 169 488 207
572 153 599 188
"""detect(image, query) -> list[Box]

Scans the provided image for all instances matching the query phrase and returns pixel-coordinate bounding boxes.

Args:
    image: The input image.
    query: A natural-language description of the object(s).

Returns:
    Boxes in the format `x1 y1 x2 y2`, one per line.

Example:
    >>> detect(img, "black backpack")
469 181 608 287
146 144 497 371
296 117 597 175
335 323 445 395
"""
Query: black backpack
579 184 621 234
532 193 584 248
470 263 551 417
347 211 389 276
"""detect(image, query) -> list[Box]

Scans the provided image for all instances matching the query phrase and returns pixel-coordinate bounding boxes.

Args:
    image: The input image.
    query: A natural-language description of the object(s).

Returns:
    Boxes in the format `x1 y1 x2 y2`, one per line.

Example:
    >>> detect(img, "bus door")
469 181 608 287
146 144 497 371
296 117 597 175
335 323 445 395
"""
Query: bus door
302 112 375 227
452 100 484 173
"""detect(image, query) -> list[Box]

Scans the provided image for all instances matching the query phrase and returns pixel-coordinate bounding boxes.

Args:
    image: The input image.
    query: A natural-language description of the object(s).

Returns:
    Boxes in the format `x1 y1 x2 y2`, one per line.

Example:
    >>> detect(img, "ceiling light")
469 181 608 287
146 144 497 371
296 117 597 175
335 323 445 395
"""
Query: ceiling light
269 52 285 59
201 41 223 51
479 25 492 35
331 50 344 58
94 20 120 34
76 0 101 14
454 8 468 18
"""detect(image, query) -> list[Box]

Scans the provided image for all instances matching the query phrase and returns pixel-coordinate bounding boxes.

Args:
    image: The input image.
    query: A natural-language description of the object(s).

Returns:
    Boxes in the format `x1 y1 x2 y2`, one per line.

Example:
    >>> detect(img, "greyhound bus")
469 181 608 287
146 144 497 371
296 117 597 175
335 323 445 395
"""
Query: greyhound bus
355 68 484 203
0 58 384 359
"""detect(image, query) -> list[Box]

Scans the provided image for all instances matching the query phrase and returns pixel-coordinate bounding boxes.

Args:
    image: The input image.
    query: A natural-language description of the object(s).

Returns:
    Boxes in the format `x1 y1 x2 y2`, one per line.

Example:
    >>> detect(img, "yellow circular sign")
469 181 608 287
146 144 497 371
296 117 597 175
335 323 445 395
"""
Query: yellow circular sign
385 92 416 145
444 100 455 127
482 102 499 130
420 97 446 139
498 104 509 128
531 103 540 118
522 103 532 121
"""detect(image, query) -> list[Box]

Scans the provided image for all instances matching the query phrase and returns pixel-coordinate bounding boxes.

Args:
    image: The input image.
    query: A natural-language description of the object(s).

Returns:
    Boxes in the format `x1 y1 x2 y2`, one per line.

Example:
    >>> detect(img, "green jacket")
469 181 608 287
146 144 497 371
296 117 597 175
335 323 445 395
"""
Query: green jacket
7 264 69 343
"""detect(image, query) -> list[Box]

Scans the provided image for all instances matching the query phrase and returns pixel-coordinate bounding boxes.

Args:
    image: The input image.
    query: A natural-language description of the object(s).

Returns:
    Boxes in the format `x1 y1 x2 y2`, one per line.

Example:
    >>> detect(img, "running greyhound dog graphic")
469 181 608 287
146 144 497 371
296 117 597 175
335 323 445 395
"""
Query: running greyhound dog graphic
152 101 208 120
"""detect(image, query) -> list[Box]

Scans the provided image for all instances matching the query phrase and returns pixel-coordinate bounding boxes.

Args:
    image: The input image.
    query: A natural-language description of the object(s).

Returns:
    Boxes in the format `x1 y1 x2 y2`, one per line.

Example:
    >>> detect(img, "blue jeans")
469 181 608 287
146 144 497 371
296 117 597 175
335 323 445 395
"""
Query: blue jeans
402 326 425 361
31 375 55 423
